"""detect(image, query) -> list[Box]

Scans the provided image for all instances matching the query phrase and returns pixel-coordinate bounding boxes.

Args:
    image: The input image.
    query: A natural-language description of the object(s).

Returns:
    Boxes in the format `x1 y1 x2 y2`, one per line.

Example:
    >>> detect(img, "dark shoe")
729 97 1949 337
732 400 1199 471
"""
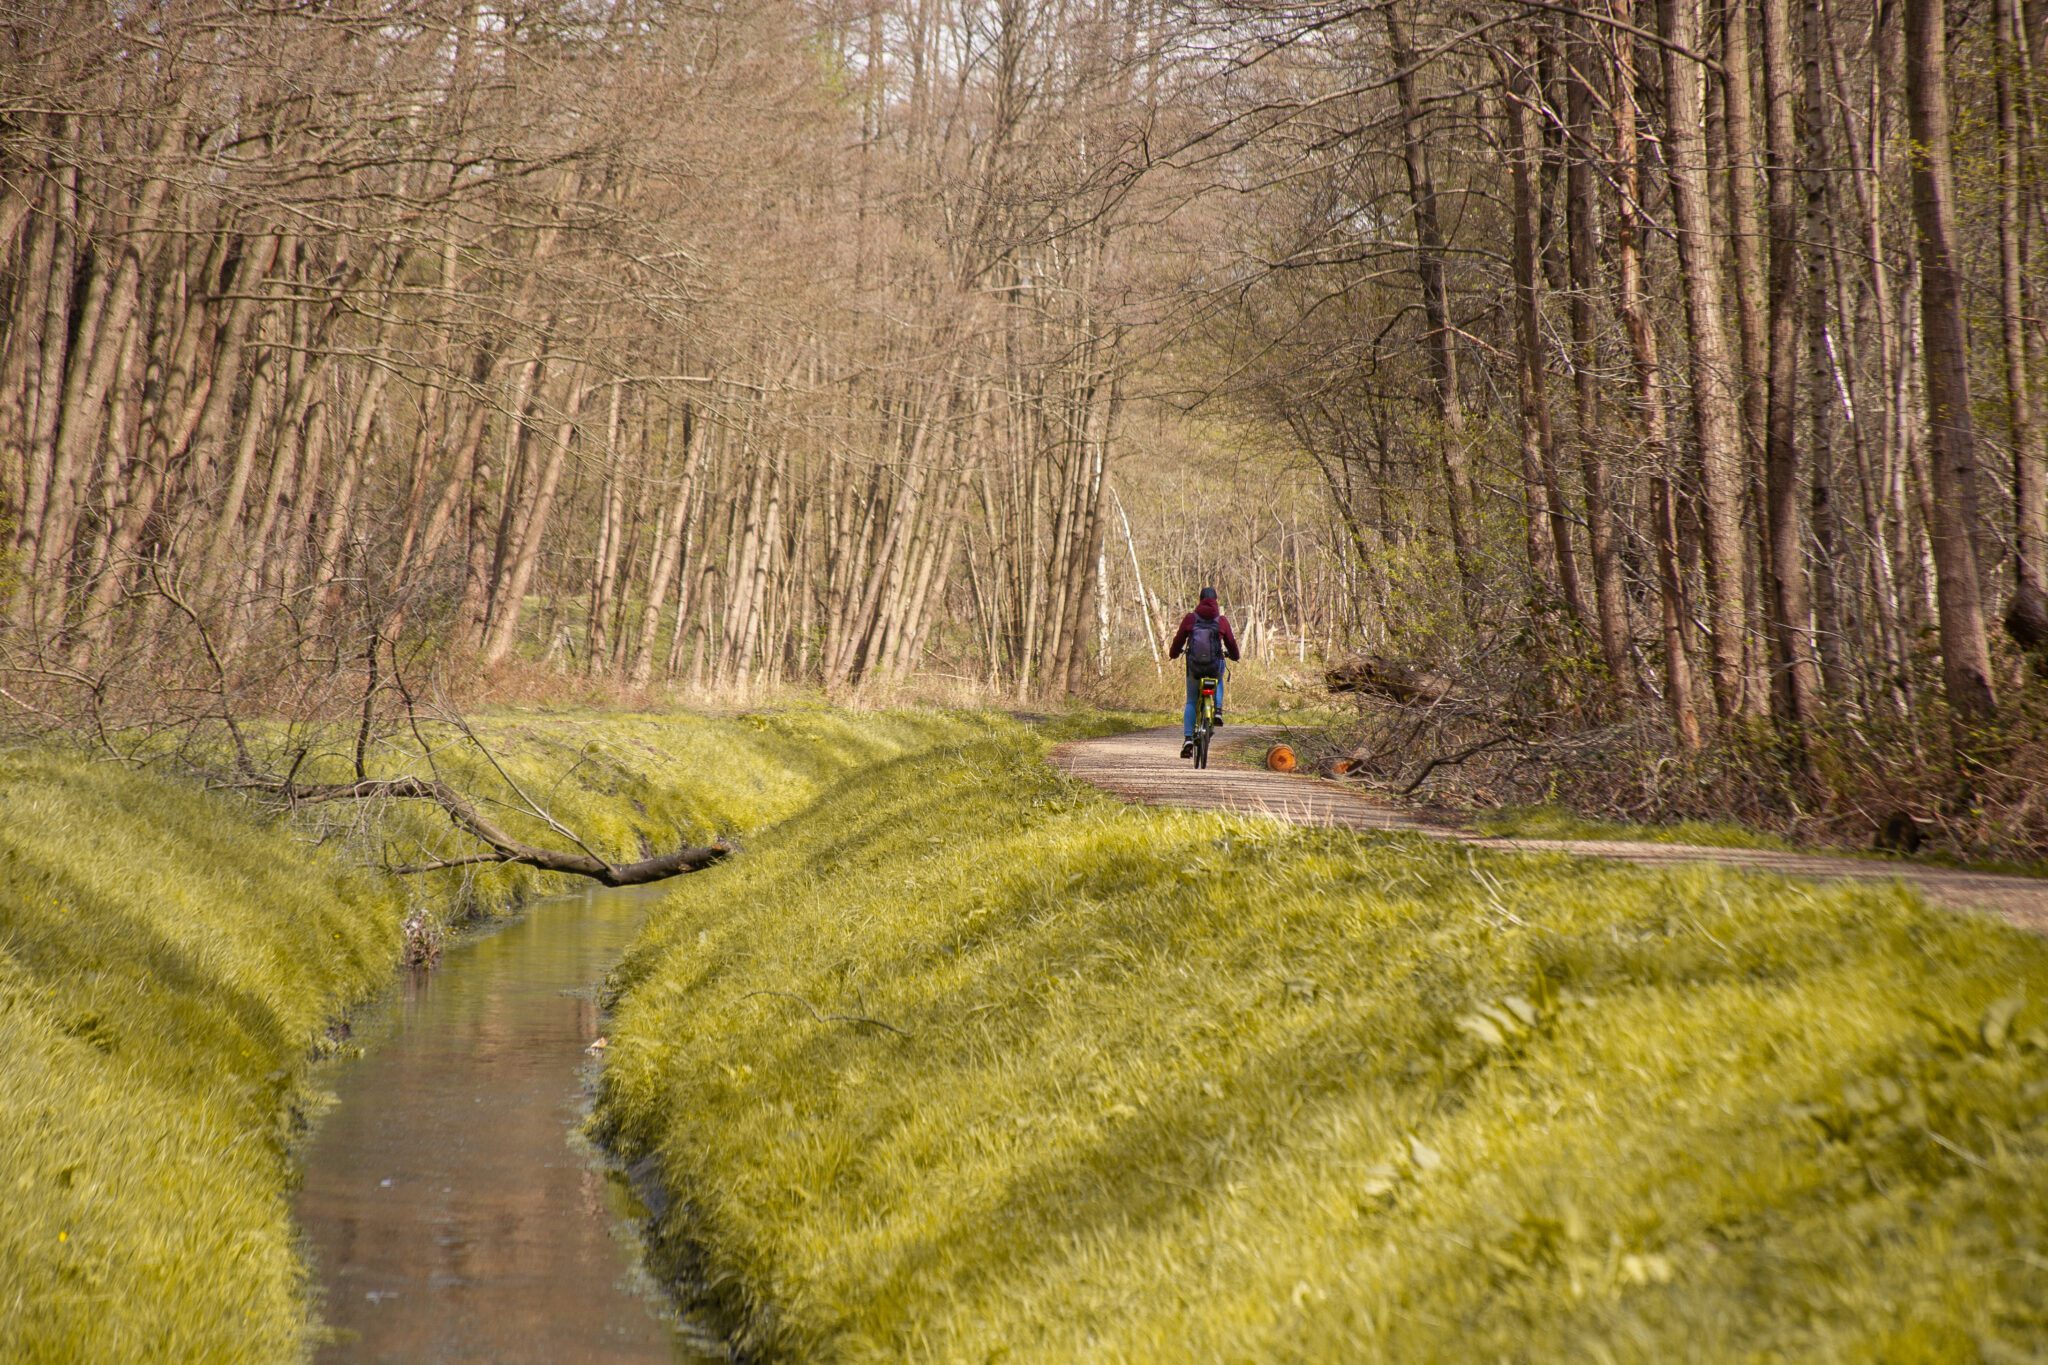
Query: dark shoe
1181 739 1195 758
1213 711 1224 727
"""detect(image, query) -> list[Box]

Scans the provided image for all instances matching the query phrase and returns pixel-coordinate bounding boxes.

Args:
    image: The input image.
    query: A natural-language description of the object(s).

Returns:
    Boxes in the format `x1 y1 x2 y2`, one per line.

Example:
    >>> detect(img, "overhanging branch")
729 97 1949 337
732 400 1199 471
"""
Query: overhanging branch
237 772 731 887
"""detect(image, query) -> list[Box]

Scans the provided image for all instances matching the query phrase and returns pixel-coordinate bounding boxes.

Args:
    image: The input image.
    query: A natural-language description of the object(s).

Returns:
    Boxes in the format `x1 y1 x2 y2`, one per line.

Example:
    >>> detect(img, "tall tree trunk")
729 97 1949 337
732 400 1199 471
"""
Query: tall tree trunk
1903 0 1999 726
1386 1 1483 629
1615 6 1703 748
12 142 78 621
1566 6 1636 694
1803 0 1851 706
1504 39 1568 636
483 374 589 665
1659 0 1758 720
630 404 710 685
1997 0 2048 649
1761 0 1823 736
585 382 628 674
1720 0 1770 483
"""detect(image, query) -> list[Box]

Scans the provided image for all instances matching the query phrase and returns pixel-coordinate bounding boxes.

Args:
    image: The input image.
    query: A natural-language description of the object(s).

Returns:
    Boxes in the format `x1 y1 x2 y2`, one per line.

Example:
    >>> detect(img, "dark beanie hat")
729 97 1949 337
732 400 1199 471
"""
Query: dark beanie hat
1199 586 1218 601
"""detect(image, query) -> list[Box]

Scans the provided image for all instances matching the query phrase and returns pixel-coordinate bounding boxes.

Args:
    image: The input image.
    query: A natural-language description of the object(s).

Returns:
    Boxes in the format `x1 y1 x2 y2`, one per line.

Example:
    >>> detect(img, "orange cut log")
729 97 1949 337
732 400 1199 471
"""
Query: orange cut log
1265 744 1297 772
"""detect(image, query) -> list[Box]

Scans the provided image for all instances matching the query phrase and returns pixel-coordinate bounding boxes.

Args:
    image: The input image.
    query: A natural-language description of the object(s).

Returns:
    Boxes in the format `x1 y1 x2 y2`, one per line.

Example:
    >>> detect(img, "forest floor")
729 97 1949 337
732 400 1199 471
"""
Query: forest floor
1050 725 2048 935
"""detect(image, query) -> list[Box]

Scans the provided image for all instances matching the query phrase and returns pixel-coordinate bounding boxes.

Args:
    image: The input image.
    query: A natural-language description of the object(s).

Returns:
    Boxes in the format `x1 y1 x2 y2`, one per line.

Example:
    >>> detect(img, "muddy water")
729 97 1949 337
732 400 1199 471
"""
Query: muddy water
296 886 721 1363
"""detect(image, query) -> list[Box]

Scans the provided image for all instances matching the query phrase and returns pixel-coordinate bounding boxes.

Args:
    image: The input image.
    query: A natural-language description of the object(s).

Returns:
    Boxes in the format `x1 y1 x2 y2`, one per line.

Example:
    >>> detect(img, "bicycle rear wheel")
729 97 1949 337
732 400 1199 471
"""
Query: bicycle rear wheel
1194 729 1210 769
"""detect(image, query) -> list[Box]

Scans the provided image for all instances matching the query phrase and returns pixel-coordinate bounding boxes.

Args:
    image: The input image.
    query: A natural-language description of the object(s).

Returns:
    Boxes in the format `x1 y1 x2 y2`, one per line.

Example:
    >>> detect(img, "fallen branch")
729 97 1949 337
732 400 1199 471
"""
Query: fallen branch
1398 734 1525 795
234 772 730 886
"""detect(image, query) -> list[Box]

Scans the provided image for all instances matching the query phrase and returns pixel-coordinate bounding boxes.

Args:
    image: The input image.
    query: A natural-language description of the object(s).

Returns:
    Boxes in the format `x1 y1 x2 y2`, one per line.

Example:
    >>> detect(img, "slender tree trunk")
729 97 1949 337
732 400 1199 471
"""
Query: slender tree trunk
13 143 78 618
1997 0 2048 648
483 374 590 665
586 383 628 674
1112 482 1162 671
1803 0 1850 706
1761 0 1823 736
1504 41 1568 631
1566 7 1636 694
1615 6 1703 747
1903 0 1998 727
631 405 710 685
1660 0 1758 719
1387 1 1483 628
1721 0 1769 483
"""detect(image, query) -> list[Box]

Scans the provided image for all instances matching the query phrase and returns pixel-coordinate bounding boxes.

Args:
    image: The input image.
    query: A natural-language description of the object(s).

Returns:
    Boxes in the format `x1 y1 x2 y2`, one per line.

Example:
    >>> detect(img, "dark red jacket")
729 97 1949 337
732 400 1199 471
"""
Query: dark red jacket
1169 600 1240 662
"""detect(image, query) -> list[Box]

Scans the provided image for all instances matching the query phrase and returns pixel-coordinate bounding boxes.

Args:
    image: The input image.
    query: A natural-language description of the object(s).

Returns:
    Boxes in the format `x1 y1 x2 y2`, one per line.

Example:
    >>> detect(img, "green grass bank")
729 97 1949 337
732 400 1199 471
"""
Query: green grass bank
1472 804 1797 850
0 707 975 1361
598 724 2048 1361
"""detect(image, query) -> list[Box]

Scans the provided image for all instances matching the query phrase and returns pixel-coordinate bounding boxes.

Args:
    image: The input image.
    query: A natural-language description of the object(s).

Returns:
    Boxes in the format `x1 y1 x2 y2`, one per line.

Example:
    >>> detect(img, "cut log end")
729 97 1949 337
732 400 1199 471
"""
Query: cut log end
1265 744 1297 773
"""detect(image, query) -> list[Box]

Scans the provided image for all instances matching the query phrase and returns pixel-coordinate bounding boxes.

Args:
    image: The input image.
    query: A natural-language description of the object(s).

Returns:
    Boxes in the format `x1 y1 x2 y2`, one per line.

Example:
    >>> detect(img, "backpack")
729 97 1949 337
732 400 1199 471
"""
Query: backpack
1185 616 1224 670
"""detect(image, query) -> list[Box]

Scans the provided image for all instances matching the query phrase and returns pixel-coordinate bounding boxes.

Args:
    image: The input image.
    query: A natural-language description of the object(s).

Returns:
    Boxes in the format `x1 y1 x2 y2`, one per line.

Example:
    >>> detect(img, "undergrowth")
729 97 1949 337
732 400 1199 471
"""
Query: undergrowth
0 706 978 1361
598 724 2048 1361
1325 673 2048 864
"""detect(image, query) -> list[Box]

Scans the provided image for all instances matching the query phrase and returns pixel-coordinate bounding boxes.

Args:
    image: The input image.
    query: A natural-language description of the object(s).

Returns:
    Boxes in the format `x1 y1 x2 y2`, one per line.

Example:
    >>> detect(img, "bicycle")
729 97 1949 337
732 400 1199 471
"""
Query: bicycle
1190 673 1220 769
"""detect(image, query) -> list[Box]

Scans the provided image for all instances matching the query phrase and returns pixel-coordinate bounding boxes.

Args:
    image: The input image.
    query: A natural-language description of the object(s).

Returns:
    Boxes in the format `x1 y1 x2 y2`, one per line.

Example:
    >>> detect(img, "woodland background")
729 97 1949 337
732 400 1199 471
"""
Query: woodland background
3 0 2045 851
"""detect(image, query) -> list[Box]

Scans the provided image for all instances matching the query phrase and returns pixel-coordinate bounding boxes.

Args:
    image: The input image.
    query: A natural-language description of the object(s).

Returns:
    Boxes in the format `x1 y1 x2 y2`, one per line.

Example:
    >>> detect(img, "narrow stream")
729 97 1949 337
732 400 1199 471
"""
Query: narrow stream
296 886 722 1363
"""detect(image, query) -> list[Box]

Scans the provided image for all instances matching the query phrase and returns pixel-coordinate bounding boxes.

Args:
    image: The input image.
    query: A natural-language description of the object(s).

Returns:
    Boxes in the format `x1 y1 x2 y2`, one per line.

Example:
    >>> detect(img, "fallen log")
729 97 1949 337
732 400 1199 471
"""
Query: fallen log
1265 744 1297 773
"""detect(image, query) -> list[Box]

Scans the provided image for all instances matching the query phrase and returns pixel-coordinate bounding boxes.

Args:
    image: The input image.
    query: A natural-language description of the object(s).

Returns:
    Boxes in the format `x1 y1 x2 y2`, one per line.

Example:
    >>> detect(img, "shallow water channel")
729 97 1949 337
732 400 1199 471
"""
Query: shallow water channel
296 886 723 1363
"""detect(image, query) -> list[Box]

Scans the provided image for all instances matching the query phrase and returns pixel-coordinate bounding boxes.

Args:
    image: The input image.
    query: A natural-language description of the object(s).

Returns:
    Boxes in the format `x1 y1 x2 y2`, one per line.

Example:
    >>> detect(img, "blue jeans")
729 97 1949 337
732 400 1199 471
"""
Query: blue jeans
1184 661 1225 739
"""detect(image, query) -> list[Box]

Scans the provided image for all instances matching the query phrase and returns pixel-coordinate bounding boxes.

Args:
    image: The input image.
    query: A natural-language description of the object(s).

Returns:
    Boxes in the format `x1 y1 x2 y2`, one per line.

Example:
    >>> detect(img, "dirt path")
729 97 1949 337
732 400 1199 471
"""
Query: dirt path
1050 725 2048 935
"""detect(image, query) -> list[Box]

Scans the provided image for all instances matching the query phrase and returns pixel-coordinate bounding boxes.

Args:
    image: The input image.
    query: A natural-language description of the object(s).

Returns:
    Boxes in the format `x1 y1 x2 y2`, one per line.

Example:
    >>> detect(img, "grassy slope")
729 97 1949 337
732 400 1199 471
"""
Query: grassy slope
0 707 976 1362
0 750 401 1362
1472 804 1797 850
600 725 2048 1362
375 709 989 926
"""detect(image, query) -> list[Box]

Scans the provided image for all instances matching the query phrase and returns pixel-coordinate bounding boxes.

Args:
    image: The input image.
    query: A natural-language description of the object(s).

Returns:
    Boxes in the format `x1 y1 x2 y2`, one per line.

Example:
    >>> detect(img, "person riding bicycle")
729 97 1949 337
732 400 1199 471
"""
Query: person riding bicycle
1169 587 1241 758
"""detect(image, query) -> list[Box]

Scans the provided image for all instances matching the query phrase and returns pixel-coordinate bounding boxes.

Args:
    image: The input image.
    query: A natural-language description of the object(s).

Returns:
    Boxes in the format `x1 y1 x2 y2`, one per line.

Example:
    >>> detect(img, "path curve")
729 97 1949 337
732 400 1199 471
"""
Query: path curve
1050 725 2048 935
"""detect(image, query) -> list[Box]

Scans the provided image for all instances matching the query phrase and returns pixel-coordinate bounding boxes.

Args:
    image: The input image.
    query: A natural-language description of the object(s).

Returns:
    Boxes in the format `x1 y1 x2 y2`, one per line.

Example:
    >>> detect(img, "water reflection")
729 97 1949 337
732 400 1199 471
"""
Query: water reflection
297 886 721 1363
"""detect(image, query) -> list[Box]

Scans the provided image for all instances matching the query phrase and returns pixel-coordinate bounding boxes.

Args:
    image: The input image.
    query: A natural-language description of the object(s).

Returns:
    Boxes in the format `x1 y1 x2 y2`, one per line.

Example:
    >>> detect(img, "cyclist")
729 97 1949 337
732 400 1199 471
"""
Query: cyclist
1168 587 1241 758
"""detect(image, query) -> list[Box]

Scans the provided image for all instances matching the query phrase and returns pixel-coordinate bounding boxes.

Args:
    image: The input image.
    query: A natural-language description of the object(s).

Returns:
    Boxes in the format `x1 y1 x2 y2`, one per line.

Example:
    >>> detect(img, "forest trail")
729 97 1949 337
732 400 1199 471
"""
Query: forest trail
1050 726 2048 935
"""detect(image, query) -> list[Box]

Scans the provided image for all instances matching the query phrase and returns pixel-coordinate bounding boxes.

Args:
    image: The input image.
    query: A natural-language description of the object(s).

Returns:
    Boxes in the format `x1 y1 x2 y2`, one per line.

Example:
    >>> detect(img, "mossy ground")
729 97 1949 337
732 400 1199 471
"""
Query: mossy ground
0 707 976 1361
599 723 2048 1362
